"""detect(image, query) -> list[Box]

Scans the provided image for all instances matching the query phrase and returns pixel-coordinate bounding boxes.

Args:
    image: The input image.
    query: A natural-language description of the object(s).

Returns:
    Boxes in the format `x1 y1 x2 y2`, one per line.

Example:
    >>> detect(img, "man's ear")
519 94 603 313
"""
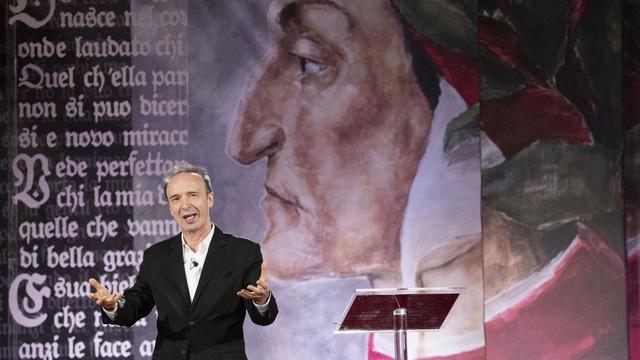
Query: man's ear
208 192 215 208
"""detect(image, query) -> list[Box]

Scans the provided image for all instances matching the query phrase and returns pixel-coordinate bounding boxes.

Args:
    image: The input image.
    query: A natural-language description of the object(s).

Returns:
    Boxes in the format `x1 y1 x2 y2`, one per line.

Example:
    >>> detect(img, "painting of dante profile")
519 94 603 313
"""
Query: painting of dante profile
188 0 629 358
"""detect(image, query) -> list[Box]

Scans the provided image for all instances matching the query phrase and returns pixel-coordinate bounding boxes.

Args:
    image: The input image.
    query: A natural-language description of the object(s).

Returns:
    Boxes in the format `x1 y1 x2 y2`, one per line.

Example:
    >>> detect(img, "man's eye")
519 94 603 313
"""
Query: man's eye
298 56 326 76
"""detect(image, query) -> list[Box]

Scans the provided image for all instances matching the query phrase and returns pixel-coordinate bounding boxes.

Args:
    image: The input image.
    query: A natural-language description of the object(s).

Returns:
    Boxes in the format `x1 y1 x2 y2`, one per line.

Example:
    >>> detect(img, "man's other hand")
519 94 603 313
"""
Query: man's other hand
237 261 270 305
88 278 122 311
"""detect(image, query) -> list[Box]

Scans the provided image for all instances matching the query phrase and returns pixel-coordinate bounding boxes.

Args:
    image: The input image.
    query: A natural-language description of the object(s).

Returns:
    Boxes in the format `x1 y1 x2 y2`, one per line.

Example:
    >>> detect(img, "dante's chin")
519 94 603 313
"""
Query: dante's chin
261 221 331 280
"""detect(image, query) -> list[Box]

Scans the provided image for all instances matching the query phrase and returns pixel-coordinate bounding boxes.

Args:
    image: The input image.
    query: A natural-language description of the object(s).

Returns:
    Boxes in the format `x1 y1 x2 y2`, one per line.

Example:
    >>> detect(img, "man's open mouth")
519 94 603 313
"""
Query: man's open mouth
183 213 197 222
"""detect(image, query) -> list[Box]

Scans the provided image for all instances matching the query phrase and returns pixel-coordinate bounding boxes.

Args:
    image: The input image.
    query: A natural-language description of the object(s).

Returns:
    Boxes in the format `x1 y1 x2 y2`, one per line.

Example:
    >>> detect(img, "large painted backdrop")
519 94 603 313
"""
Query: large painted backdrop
1 0 635 359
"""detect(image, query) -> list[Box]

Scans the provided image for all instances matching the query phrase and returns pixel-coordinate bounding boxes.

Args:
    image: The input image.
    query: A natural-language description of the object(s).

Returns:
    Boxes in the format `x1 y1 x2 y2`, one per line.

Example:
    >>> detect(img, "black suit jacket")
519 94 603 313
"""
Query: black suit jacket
102 226 278 360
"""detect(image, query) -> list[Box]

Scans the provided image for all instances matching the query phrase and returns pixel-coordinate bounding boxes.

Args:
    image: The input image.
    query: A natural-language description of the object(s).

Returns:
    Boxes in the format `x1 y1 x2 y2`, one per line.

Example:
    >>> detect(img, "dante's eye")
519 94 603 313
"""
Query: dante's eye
298 56 326 76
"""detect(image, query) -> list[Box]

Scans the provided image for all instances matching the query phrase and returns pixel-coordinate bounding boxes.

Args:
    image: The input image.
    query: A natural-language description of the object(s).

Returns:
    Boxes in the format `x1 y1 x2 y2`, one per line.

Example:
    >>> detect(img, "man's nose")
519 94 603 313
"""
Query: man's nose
179 196 191 209
227 57 286 165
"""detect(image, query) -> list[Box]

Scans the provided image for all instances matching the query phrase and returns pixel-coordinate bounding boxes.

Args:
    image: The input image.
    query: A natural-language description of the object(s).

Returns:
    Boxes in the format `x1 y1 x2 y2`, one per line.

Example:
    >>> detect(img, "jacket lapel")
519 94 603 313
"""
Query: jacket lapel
165 235 191 310
190 226 228 311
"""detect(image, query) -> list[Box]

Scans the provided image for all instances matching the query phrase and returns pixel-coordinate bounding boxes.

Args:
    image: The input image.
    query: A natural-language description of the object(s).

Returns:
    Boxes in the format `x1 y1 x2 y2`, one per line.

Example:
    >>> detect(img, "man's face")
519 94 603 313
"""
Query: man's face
227 0 433 279
166 173 214 237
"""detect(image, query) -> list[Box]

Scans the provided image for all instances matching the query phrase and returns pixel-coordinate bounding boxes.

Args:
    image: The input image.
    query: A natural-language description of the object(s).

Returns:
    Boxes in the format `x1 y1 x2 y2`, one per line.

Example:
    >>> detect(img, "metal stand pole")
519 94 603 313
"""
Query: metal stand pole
393 308 408 360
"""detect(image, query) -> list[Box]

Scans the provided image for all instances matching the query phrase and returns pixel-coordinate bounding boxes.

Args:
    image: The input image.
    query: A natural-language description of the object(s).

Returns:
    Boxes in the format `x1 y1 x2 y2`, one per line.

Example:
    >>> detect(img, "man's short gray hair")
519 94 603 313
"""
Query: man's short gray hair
162 161 213 199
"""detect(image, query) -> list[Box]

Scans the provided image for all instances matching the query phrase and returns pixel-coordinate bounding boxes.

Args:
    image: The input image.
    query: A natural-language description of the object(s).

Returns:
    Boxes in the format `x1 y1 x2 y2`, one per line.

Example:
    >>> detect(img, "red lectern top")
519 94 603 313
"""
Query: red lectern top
335 287 463 333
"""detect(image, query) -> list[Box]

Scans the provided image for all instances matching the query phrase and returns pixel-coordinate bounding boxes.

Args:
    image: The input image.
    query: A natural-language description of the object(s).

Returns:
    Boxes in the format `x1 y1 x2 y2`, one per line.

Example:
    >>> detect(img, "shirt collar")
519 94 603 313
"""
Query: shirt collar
181 223 215 258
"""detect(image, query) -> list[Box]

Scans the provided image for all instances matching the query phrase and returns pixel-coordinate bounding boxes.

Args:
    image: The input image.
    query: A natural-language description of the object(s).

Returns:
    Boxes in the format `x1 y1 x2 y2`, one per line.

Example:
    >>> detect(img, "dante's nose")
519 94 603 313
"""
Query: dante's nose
228 121 286 165
227 53 287 164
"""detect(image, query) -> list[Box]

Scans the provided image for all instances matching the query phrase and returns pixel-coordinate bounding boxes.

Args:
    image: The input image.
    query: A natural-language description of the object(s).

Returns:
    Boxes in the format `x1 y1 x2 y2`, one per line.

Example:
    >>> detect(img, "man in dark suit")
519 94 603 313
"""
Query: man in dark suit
88 162 278 360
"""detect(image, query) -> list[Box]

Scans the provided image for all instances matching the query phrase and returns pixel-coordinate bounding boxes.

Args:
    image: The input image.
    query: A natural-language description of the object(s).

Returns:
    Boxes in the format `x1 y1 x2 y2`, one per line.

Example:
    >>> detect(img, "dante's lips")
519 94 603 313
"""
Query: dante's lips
260 194 301 235
264 185 307 213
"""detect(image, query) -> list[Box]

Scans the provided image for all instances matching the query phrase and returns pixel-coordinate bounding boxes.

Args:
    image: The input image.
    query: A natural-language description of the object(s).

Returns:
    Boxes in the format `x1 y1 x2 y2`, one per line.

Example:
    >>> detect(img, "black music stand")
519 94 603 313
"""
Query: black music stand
335 288 463 360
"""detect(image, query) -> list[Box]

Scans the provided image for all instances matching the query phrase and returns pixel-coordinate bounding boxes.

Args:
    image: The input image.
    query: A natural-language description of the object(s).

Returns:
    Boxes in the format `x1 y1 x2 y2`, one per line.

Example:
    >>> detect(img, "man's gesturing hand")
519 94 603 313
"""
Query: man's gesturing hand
237 261 270 305
88 278 122 311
